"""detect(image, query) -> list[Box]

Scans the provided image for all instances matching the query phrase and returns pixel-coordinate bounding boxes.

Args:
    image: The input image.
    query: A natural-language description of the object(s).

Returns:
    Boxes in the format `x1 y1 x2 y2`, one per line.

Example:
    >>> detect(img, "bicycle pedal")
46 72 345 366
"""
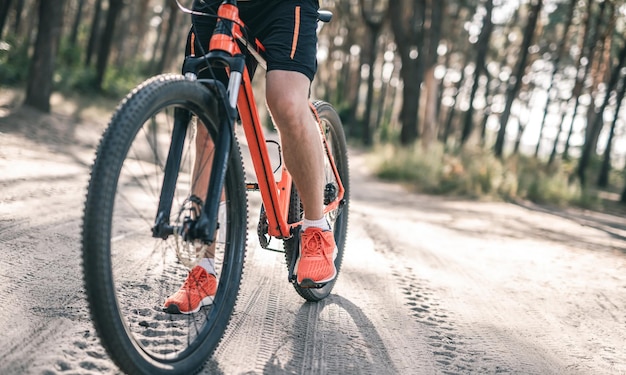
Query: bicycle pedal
298 278 327 289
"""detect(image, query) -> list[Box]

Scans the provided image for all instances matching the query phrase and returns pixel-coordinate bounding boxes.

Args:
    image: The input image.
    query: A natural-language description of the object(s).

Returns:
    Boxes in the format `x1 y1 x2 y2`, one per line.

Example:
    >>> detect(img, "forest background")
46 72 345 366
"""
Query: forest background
2 0 626 212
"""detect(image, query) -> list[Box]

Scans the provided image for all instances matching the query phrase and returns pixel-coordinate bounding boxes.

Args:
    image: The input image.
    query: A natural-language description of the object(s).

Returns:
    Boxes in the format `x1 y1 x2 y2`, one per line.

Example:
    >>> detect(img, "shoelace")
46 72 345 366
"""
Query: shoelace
182 268 208 291
302 230 330 258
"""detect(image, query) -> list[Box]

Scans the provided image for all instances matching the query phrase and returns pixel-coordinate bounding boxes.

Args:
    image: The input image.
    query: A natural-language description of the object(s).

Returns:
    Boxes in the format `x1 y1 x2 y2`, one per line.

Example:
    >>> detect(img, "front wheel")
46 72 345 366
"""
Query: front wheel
82 74 248 375
284 100 350 302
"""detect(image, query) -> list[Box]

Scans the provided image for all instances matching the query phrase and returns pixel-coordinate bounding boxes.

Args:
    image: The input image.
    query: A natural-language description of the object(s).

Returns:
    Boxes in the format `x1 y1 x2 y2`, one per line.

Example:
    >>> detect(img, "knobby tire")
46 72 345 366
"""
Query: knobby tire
82 74 247 375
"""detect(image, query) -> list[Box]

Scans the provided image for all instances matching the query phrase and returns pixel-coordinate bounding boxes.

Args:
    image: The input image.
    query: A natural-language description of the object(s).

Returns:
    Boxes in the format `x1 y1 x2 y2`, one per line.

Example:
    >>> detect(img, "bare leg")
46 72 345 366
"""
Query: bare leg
193 123 216 258
265 70 325 221
266 70 338 286
192 123 213 201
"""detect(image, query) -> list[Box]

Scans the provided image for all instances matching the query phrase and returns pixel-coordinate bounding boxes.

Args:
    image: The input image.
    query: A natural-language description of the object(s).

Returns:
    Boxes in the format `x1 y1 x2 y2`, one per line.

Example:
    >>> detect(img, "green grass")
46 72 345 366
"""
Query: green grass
372 142 604 209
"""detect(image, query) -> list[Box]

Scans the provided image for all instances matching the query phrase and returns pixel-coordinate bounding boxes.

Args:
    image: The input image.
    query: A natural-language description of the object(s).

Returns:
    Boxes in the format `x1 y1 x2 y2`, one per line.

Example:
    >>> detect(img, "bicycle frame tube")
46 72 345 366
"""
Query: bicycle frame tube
237 67 293 238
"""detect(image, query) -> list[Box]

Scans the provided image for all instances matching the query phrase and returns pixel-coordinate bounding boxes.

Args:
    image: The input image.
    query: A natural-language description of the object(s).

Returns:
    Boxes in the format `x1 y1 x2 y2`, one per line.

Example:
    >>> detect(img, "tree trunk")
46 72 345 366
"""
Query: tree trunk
548 102 568 166
462 0 493 145
362 27 377 145
597 75 626 187
562 0 595 161
398 60 422 145
69 0 86 46
0 0 13 39
375 36 394 135
95 0 125 90
329 37 362 138
513 118 527 155
24 0 66 113
577 38 626 186
421 0 443 149
494 0 542 158
435 5 462 122
478 72 494 147
534 0 575 158
345 59 361 136
114 1 134 66
131 0 151 62
156 0 180 74
579 1 614 169
150 0 167 72
85 0 103 66
389 0 426 146
359 0 386 146
440 68 465 144
513 93 531 155
12 0 24 35
481 8 518 148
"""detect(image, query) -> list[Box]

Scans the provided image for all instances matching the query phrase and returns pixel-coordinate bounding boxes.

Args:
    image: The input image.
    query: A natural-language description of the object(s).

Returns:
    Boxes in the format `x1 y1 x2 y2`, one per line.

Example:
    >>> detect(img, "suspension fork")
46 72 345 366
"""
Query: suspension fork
152 54 244 243
151 91 237 242
152 108 192 239
190 54 244 244
192 114 233 243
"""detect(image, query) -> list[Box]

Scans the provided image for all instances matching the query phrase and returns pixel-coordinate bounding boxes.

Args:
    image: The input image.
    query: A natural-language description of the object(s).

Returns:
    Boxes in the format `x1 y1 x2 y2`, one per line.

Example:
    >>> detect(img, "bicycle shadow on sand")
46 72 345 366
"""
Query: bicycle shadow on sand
255 294 397 375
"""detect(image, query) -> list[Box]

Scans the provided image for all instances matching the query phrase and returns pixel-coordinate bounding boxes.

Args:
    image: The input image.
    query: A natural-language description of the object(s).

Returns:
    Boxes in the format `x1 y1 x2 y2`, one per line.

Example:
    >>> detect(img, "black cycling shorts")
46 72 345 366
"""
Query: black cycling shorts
185 0 319 81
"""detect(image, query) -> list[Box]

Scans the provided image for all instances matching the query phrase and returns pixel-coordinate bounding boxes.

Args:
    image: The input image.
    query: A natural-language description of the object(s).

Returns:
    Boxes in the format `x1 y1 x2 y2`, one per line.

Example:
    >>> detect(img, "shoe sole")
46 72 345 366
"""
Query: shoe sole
298 276 334 289
295 244 338 288
164 295 214 315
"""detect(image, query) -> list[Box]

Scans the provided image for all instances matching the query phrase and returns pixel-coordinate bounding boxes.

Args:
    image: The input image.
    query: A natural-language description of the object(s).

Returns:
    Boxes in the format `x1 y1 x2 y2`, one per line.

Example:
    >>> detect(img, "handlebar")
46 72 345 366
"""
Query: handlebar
318 10 332 23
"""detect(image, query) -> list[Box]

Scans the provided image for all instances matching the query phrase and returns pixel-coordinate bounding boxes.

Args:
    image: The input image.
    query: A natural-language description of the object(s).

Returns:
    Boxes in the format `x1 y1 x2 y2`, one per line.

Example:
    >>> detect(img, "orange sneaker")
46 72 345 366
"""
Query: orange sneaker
164 266 217 314
295 227 338 287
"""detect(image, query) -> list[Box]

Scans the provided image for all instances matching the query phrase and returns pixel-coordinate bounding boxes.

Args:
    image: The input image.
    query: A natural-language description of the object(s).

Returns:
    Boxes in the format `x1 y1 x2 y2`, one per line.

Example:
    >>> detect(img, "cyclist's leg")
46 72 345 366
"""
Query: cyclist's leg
191 124 217 257
266 71 324 222
259 0 324 222
261 0 338 286
266 71 337 287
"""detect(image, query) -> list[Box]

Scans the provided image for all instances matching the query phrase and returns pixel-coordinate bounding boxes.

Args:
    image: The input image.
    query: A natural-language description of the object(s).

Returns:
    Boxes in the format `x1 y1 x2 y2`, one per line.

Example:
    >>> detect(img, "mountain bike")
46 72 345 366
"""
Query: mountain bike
81 1 349 374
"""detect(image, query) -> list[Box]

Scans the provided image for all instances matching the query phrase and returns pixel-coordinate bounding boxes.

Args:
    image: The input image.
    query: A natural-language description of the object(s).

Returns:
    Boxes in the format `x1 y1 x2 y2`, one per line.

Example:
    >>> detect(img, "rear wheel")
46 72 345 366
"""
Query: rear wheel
284 101 350 302
82 74 247 375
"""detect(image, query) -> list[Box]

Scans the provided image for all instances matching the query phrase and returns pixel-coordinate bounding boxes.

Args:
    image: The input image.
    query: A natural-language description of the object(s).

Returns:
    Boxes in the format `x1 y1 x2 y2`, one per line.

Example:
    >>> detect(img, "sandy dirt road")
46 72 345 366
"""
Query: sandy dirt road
1 105 625 374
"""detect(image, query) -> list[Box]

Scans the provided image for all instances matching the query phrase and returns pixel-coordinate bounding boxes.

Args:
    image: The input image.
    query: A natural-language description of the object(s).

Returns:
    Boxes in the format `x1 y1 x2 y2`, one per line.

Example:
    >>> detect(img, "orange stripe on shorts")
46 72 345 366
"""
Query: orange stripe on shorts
290 6 301 59
190 32 196 56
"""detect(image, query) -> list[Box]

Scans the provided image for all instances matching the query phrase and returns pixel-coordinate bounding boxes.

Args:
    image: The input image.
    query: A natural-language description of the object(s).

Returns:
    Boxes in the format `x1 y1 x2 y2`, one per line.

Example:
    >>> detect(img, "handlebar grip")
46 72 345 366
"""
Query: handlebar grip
317 10 332 23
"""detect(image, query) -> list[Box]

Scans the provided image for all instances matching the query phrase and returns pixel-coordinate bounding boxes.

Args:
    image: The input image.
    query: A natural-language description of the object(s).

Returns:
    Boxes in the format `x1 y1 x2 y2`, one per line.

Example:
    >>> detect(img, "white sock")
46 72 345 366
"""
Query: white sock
302 217 330 231
198 258 216 275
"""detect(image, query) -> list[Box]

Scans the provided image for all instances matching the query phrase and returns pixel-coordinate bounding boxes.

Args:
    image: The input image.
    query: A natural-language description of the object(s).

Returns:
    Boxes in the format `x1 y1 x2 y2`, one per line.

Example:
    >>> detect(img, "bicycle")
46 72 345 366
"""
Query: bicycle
81 1 349 374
